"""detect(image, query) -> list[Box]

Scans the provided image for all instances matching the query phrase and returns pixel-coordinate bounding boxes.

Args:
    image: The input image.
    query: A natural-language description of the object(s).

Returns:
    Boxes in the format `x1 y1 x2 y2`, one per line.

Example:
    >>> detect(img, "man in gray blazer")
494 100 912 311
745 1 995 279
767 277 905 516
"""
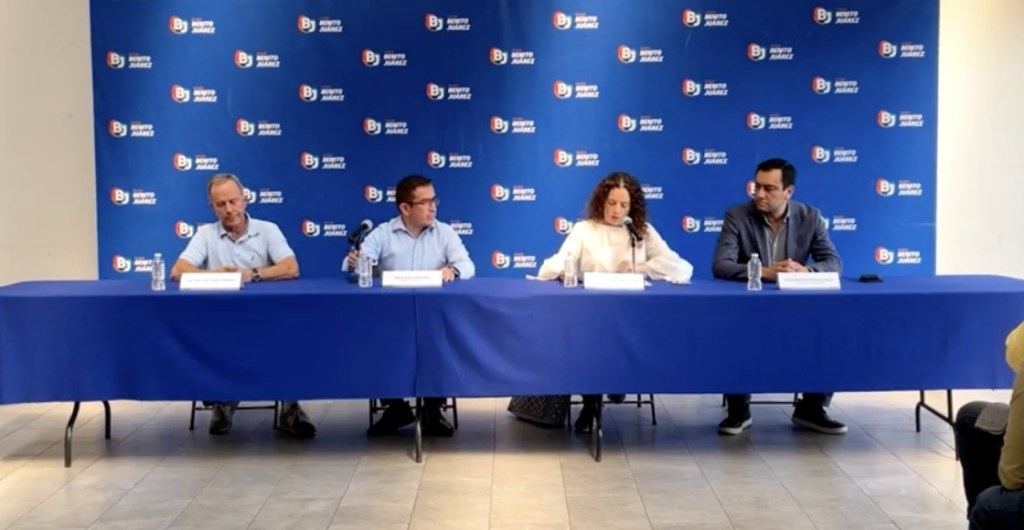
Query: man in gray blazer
712 158 846 436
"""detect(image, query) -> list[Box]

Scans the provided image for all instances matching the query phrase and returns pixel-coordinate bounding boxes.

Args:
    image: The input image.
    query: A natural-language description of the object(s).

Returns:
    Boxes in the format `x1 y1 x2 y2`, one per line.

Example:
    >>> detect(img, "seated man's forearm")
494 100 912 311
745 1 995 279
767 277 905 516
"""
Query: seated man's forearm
258 257 300 281
170 259 199 281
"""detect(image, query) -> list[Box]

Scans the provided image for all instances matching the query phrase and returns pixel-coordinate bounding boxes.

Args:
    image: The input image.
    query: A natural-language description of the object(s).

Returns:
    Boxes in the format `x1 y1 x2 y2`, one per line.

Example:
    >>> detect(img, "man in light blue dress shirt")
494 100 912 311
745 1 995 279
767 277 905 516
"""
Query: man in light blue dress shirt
344 175 475 437
171 173 315 438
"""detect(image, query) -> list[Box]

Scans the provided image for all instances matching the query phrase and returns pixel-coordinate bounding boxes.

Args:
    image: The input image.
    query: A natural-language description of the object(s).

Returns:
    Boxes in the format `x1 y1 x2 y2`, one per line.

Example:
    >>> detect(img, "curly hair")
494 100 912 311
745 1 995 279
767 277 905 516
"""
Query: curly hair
585 171 647 234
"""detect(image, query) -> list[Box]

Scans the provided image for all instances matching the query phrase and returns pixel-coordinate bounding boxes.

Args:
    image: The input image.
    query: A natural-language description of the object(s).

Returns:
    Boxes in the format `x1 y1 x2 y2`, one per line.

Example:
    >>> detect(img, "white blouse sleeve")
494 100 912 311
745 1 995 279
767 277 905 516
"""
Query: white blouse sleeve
643 223 694 283
537 221 587 280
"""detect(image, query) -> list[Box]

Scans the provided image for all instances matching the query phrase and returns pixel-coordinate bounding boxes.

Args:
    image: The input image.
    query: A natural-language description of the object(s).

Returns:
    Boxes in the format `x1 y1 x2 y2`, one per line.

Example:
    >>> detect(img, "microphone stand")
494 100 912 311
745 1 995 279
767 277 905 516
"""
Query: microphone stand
629 232 638 273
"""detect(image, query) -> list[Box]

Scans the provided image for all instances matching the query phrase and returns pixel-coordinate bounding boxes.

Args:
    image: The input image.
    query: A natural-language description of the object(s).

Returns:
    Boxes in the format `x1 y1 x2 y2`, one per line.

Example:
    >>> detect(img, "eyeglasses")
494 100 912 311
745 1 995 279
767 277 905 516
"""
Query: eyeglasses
406 197 439 207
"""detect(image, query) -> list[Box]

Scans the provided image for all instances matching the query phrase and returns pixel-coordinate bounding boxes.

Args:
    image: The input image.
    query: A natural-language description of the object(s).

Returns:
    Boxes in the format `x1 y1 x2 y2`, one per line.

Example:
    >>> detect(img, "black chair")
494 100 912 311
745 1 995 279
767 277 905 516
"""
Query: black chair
189 401 281 431
368 398 459 429
571 394 658 426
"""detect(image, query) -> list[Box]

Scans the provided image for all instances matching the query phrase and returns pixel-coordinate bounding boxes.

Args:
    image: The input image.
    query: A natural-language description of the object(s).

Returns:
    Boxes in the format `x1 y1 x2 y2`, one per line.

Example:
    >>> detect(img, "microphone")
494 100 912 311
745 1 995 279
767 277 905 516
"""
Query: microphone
347 219 375 247
622 216 644 242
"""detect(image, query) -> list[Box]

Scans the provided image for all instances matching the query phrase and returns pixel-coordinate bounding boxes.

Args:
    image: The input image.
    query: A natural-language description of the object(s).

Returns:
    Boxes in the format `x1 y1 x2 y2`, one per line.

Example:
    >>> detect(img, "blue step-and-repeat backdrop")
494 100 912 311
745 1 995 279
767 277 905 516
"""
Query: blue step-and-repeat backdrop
91 0 937 279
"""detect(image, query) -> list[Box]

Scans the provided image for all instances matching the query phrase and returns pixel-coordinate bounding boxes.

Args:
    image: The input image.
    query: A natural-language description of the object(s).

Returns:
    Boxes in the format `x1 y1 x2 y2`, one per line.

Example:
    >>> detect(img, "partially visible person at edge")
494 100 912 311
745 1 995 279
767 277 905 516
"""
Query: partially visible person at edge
954 322 1024 529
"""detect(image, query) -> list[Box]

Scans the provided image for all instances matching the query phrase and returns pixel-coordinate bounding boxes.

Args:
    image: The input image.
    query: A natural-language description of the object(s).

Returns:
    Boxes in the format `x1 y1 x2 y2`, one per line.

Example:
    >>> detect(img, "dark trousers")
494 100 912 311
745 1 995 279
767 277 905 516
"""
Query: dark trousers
725 392 832 415
956 401 1005 515
955 401 1024 529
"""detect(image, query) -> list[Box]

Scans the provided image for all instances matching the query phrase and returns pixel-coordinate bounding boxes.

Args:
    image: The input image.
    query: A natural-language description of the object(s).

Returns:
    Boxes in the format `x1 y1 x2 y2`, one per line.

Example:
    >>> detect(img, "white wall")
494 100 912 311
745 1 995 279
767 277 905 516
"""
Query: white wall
936 0 1024 277
0 1 1020 284
0 0 96 284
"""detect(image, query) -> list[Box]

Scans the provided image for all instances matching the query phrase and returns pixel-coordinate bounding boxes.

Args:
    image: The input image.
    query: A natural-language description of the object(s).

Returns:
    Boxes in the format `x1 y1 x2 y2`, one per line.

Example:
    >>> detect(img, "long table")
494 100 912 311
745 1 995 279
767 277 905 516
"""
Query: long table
415 276 1024 395
1 275 1022 464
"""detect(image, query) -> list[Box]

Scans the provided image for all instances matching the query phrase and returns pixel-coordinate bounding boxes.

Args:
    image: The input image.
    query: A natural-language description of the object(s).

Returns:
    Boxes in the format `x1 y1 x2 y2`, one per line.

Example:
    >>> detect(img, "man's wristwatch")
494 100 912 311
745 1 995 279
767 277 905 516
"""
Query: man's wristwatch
251 268 262 282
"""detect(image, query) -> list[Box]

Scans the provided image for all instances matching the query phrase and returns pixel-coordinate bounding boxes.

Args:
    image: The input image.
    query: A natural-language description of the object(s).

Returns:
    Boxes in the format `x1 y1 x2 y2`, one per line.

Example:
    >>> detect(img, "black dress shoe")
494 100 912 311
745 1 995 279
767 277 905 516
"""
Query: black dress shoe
422 411 454 437
792 408 847 435
574 403 595 434
278 404 317 439
208 402 235 435
367 401 416 437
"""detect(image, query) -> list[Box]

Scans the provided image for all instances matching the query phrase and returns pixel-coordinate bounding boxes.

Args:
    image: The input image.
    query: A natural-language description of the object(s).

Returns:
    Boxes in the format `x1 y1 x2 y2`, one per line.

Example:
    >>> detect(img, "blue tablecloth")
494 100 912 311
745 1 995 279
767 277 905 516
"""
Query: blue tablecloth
413 276 1024 396
0 280 418 403
1 276 1023 404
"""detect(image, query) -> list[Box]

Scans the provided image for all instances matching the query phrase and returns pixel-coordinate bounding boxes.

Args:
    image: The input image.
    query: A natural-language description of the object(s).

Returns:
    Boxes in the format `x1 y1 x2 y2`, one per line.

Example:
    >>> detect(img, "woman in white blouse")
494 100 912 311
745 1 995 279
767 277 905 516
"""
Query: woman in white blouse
536 172 693 283
509 171 694 433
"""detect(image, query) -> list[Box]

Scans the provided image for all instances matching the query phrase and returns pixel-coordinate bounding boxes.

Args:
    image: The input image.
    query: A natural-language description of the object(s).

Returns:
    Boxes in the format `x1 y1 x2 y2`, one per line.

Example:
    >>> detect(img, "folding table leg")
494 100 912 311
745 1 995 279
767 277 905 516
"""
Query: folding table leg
414 397 424 463
64 402 82 468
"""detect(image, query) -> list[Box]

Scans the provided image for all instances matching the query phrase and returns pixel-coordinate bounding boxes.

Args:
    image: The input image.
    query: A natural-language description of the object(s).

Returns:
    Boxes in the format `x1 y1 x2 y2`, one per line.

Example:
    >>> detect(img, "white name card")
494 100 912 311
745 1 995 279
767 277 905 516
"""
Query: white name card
583 272 646 291
382 270 443 288
777 272 841 291
179 272 243 291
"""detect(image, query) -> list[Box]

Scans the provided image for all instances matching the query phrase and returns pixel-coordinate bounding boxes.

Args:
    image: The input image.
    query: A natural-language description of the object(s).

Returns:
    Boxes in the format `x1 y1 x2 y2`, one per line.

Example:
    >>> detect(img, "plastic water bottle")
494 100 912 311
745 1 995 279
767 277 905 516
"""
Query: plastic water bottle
151 253 166 291
357 253 373 288
563 253 579 288
747 253 762 291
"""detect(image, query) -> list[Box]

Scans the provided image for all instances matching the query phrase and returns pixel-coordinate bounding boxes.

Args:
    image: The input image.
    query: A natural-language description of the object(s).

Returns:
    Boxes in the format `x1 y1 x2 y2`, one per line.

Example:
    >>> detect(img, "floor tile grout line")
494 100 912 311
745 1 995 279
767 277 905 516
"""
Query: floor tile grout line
753 433 856 529
489 396 497 529
88 447 173 527
620 395 685 530
323 448 359 529
667 394 741 530
855 413 969 516
833 421 949 527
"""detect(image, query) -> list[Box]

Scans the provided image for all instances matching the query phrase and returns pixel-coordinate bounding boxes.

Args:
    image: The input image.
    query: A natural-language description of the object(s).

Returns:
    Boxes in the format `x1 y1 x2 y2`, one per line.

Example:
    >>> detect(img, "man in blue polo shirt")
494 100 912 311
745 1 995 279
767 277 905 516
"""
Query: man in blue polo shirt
344 174 475 437
171 173 315 438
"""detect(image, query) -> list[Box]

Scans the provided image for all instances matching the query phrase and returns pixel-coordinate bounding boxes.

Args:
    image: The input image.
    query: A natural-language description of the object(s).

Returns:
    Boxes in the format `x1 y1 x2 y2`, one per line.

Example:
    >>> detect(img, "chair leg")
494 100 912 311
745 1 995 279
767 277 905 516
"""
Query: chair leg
273 402 280 430
189 401 197 431
368 399 375 428
648 394 658 426
451 398 459 430
102 401 112 439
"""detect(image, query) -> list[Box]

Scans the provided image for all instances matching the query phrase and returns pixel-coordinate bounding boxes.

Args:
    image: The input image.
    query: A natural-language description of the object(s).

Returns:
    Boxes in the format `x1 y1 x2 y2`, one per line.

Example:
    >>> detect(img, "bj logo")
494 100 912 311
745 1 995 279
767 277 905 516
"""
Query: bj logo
297 15 316 33
364 186 384 203
426 83 445 100
300 152 320 170
875 247 894 265
553 80 572 99
553 149 573 167
682 9 701 27
552 11 572 30
617 45 636 63
492 251 511 269
175 221 195 239
681 216 701 233
171 84 191 103
169 16 188 34
813 7 833 25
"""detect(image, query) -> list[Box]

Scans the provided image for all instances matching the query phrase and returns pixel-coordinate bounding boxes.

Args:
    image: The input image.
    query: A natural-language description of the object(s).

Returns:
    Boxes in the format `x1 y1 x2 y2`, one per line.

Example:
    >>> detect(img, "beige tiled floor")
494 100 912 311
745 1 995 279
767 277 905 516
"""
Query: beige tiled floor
0 390 1003 529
